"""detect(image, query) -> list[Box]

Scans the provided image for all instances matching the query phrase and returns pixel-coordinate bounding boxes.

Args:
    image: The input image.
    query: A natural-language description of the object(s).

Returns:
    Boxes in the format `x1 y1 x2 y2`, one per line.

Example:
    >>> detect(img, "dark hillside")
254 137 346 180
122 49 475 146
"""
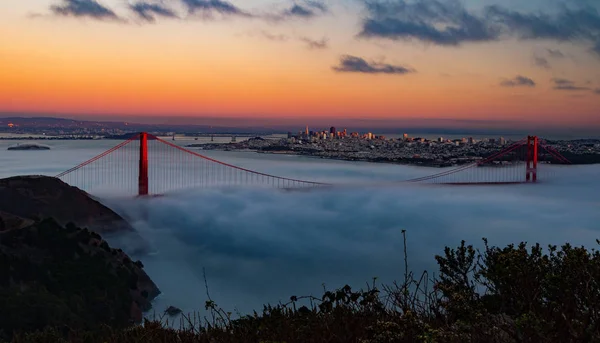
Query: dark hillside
0 176 133 234
0 218 160 341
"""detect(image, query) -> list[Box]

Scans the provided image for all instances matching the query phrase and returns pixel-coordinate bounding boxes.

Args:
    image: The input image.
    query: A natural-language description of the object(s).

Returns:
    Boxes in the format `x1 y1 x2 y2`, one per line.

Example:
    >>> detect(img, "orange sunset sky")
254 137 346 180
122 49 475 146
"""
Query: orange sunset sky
1 0 599 129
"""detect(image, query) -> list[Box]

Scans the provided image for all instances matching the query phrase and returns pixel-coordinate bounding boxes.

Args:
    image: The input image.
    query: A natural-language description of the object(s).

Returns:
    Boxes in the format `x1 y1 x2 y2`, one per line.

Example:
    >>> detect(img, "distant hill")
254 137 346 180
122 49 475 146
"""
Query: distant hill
0 116 281 135
0 176 133 234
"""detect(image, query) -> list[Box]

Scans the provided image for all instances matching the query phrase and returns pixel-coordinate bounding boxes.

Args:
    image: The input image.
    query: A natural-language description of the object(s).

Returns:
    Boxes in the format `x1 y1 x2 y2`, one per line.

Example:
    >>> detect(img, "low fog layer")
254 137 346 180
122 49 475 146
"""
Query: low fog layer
2 140 598 320
104 164 600 319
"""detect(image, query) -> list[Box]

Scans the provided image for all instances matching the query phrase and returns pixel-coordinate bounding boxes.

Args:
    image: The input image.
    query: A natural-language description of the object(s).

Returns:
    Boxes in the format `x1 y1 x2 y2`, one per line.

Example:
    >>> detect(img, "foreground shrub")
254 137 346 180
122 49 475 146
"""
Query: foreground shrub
6 236 600 343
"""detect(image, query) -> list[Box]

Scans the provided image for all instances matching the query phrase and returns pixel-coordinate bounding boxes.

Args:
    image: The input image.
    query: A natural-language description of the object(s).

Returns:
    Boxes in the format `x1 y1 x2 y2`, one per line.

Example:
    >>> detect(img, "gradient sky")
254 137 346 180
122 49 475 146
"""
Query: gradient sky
1 0 599 129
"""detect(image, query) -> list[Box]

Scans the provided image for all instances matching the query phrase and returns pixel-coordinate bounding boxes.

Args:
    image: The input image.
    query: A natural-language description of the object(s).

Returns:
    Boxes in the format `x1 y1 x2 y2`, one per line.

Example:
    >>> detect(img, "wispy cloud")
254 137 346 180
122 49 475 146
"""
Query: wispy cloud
260 31 290 42
533 56 550 69
270 1 329 20
300 37 328 49
46 0 328 23
358 0 496 46
500 75 536 87
547 48 565 58
50 0 120 20
130 2 178 22
593 41 600 56
332 55 415 75
358 0 600 56
594 88 600 94
551 78 591 91
181 0 251 17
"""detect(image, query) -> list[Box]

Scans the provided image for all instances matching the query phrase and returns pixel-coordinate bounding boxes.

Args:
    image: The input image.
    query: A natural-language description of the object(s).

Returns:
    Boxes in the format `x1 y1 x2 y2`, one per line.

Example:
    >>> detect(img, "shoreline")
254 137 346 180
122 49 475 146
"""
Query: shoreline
188 146 584 168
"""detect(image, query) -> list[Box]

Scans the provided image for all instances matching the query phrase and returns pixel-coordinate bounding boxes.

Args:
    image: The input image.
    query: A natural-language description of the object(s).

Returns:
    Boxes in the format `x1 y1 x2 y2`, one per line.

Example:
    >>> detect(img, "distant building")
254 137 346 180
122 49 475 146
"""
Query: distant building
499 137 506 145
330 127 336 135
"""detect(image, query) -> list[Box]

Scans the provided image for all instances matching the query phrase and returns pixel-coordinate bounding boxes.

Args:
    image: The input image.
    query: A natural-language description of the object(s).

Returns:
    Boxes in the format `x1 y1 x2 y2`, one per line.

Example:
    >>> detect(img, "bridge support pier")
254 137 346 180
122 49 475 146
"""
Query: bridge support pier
138 132 149 196
526 135 538 183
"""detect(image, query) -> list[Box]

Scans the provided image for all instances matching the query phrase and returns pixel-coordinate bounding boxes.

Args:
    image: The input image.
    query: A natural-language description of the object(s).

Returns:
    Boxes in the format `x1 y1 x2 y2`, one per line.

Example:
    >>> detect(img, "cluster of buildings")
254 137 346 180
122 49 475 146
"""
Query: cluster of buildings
287 126 507 147
290 126 387 141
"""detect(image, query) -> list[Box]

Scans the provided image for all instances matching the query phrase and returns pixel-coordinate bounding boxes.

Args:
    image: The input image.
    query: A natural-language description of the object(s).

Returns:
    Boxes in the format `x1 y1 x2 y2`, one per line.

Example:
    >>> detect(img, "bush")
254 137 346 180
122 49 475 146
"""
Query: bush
4 235 600 343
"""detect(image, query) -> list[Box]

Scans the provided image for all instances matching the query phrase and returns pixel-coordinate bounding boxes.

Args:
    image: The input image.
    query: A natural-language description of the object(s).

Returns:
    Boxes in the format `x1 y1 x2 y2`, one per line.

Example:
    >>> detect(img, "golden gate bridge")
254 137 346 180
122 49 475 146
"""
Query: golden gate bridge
55 133 571 196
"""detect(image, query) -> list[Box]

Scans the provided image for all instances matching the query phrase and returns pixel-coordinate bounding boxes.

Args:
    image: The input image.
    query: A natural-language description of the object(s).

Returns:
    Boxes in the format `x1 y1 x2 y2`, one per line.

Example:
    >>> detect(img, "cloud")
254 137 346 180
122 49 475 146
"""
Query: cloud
181 0 250 17
358 0 497 46
272 1 329 20
485 6 600 42
130 2 178 22
3 139 600 318
547 48 565 58
551 78 591 91
593 41 600 56
359 0 600 54
534 56 551 69
286 4 315 18
300 37 329 49
50 0 119 20
259 31 289 41
500 75 536 87
97 163 600 318
594 88 600 94
332 55 415 75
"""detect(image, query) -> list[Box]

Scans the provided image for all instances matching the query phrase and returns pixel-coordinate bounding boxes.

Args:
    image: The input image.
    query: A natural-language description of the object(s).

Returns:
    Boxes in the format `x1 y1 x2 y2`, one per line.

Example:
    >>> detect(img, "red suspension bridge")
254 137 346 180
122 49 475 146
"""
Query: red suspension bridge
55 133 571 196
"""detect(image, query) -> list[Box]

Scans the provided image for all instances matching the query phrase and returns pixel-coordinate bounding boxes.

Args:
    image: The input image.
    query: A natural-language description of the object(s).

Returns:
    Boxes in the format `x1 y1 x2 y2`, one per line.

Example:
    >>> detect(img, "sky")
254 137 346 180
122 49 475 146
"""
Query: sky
1 0 600 130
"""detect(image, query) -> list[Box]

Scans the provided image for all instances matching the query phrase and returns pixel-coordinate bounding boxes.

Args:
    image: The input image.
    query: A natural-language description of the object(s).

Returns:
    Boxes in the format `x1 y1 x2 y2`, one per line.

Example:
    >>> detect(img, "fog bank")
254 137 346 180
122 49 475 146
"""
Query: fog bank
103 165 600 319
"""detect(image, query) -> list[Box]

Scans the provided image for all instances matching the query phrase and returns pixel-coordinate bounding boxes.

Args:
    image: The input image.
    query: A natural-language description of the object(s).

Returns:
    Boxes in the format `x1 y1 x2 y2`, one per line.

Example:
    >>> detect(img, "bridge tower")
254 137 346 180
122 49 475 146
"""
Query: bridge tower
138 132 149 196
525 135 538 183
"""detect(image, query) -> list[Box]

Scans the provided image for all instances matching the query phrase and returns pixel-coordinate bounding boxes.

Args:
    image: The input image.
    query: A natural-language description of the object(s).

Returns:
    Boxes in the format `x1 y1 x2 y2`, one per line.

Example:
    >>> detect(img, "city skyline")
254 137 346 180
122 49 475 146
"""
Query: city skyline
1 0 600 130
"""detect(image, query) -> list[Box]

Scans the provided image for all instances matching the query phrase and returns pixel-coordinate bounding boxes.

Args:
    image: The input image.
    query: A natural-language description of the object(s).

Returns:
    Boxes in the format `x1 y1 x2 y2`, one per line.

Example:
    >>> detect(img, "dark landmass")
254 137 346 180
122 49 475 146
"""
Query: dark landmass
188 137 600 167
5 238 600 343
0 136 95 141
7 144 50 151
0 176 133 234
0 176 160 341
0 116 279 137
0 217 160 341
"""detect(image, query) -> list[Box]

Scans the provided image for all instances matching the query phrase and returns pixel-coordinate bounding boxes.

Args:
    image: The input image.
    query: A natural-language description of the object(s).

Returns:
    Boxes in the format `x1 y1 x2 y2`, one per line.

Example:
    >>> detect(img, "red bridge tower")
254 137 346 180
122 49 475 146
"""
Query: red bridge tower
525 135 538 183
138 132 149 196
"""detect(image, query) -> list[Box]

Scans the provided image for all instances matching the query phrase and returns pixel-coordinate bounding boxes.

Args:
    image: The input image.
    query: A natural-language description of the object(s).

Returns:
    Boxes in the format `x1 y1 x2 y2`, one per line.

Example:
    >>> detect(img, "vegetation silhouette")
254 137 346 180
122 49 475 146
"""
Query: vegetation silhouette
3 229 600 343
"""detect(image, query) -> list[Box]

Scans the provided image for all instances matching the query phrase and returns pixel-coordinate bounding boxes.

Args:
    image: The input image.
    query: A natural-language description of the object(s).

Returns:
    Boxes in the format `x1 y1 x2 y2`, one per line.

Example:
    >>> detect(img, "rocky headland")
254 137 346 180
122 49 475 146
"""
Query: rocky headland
0 176 133 234
0 176 160 340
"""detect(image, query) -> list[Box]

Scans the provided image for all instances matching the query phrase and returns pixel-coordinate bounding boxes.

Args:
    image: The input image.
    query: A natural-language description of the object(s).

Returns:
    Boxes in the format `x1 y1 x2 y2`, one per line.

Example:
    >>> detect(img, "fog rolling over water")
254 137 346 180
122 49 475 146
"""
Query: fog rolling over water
1 140 599 319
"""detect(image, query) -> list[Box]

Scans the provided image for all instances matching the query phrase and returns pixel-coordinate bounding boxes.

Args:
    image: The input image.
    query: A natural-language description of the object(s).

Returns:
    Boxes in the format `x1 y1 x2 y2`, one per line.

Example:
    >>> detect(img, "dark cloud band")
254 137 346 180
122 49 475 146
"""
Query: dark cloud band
50 0 119 20
551 78 591 91
130 2 178 22
181 0 250 17
333 55 415 75
500 76 536 87
359 0 600 56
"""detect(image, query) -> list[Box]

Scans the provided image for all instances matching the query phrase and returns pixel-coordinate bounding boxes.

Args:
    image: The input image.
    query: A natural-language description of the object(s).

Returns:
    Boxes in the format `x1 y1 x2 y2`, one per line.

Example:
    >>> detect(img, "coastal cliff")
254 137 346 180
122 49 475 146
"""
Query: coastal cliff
0 218 160 339
0 176 133 234
0 176 160 340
